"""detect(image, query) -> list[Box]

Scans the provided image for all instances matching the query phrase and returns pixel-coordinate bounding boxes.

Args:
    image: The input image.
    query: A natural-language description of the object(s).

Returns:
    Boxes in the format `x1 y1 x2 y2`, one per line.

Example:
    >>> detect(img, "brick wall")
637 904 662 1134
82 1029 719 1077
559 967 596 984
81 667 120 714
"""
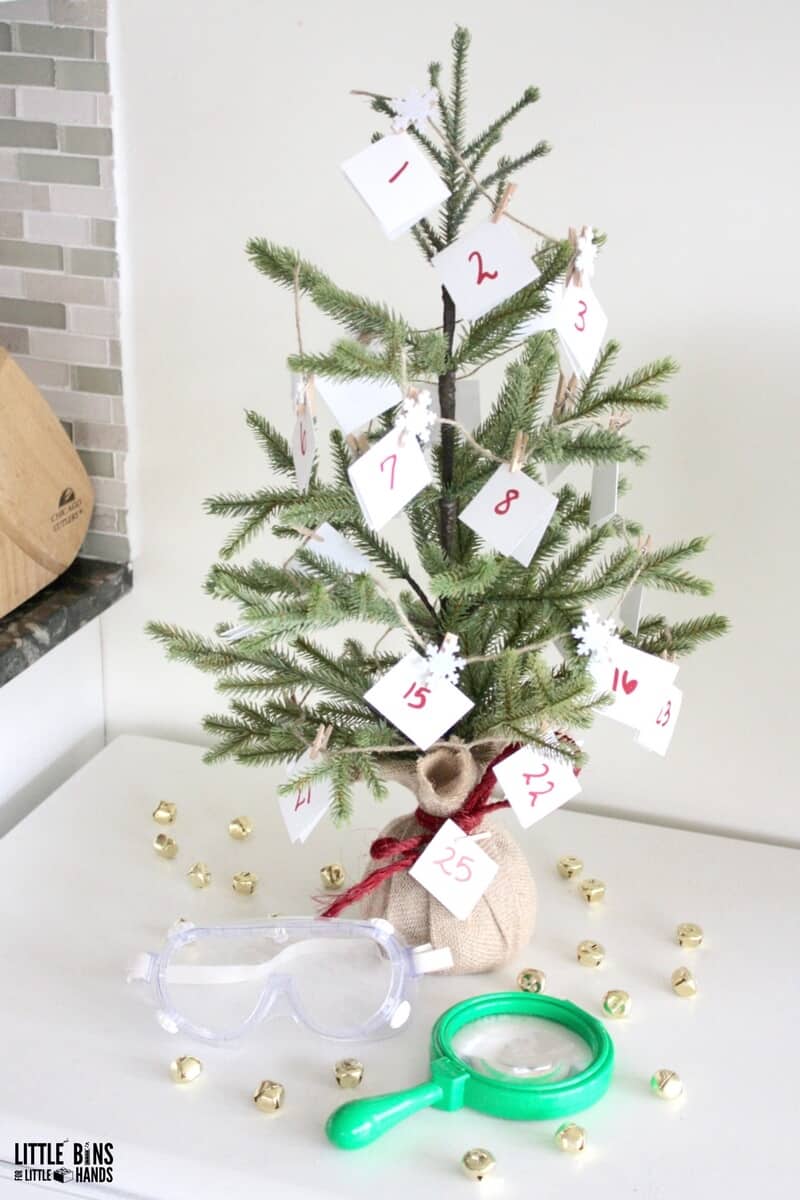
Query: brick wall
0 0 127 563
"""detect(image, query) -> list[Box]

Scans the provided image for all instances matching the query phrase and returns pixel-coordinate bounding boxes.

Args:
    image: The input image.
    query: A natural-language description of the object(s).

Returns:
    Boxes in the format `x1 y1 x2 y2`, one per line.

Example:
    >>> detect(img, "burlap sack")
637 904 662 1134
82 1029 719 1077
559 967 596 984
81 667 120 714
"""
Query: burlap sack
361 745 536 974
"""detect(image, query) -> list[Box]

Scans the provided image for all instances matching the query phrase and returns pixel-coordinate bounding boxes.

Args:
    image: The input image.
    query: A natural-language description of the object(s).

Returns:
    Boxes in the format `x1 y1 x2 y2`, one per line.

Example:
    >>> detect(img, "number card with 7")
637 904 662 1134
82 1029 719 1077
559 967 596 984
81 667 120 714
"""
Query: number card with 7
278 752 333 844
459 464 557 566
348 425 432 531
341 132 450 240
431 219 539 322
409 818 499 920
493 744 582 830
363 650 474 751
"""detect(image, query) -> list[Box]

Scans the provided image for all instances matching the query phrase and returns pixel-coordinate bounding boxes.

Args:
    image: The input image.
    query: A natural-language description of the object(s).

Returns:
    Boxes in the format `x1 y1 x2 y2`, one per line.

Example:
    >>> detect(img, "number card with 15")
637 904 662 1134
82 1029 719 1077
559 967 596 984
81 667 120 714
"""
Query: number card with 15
363 650 474 751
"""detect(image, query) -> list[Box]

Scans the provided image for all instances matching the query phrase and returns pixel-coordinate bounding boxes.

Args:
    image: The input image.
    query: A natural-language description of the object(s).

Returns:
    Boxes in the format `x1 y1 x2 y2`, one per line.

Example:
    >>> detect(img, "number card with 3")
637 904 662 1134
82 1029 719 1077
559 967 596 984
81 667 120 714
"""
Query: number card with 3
556 283 609 378
314 376 404 437
637 684 683 756
291 403 315 494
278 753 333 844
341 132 450 240
363 650 474 751
431 220 540 322
592 642 679 732
459 464 557 566
409 818 498 920
493 744 582 830
348 425 432 531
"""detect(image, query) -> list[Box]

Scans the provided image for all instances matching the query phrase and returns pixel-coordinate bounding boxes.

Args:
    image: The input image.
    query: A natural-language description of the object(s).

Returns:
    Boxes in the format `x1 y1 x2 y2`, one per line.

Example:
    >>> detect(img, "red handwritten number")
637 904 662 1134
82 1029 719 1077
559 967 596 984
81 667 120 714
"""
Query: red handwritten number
494 488 520 516
656 700 672 727
299 425 307 455
402 681 431 710
388 160 409 183
294 787 311 812
432 845 474 883
574 299 588 332
612 667 638 696
523 765 554 806
380 453 397 490
468 250 499 285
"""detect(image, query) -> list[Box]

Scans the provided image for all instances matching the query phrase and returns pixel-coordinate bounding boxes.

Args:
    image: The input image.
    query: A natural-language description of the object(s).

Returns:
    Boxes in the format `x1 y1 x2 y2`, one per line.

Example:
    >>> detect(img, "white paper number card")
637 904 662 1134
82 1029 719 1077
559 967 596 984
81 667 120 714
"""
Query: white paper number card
557 283 608 378
459 465 557 567
292 522 371 576
341 133 449 240
589 462 619 526
637 684 683 756
409 818 498 920
592 642 679 732
279 753 333 844
314 376 404 437
291 403 315 494
432 220 539 322
364 650 474 751
348 425 432 531
493 744 582 830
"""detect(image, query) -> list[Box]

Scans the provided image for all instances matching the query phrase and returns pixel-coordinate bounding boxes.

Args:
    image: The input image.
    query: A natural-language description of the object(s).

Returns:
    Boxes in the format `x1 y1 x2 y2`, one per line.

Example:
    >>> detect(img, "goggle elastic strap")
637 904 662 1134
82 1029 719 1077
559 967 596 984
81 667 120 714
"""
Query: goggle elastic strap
411 944 454 975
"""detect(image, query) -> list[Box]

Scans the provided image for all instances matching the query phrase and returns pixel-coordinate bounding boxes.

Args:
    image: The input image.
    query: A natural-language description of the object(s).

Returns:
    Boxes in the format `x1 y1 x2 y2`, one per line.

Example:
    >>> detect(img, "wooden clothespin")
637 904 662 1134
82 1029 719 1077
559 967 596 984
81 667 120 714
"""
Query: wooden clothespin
608 414 631 433
491 182 517 223
554 371 578 419
637 534 653 555
295 375 315 419
509 430 529 472
345 432 370 457
288 524 325 544
309 723 333 761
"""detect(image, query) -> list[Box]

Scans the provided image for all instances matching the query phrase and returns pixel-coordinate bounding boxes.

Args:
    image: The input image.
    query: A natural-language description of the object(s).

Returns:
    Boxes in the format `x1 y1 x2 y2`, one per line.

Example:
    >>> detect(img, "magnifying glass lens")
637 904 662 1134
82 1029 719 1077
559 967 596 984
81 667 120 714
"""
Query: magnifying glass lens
450 1014 593 1083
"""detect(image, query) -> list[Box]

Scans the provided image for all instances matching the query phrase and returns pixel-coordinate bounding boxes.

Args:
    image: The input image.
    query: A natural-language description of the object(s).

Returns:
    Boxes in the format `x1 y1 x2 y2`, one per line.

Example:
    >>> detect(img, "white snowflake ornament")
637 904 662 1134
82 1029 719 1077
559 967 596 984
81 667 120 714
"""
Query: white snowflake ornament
571 607 622 664
396 388 436 444
423 633 465 686
574 225 598 280
390 87 438 133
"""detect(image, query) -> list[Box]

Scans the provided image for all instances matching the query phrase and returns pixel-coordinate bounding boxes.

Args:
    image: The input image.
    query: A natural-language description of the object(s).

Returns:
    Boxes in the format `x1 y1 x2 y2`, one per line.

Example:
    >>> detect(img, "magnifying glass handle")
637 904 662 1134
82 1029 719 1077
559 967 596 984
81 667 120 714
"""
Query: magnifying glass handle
326 1080 445 1150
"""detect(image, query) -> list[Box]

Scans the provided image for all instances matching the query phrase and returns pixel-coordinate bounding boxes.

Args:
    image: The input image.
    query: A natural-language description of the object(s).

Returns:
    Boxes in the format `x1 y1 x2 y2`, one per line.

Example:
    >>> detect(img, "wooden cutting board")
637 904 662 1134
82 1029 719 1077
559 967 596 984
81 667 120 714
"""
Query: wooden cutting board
0 349 94 619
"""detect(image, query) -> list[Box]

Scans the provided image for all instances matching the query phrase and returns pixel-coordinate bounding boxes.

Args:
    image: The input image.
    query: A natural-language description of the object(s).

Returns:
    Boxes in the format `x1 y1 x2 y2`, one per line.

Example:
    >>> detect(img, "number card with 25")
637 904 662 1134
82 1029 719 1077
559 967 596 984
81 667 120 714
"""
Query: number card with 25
278 752 333 844
431 219 540 322
363 650 474 751
493 744 582 830
341 132 450 240
348 425 432 531
409 818 498 920
459 464 557 566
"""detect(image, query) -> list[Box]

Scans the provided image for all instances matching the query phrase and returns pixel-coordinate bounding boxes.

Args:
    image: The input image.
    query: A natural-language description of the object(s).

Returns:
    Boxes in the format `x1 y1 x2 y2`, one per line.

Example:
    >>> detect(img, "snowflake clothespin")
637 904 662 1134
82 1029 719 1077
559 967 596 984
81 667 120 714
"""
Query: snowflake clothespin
390 86 438 133
571 607 622 664
396 388 436 445
573 225 598 282
424 633 465 686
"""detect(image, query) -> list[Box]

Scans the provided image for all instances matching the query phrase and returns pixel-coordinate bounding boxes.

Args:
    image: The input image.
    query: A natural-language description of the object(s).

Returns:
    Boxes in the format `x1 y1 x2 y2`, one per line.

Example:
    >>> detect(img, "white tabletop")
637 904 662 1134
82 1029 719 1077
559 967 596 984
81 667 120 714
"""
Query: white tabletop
0 734 797 1198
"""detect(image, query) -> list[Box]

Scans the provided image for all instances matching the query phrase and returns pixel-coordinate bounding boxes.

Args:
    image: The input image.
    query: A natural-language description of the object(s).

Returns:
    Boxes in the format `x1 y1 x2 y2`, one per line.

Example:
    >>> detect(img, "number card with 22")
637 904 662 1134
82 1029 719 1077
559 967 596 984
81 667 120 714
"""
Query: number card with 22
363 650 474 751
459 464 557 567
409 818 498 920
278 752 333 844
493 744 582 830
348 425 432 531
341 132 450 240
431 219 540 322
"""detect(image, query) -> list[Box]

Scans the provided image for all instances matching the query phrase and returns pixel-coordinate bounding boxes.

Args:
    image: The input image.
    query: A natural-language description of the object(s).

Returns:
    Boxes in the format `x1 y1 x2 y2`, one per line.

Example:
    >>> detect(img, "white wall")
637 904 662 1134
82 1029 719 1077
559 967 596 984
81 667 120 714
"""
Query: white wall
103 0 799 847
0 621 104 832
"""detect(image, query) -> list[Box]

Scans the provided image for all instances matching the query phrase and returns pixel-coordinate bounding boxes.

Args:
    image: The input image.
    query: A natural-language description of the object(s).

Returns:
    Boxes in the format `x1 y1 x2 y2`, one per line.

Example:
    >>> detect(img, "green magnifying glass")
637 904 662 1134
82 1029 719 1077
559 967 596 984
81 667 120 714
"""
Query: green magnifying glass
326 991 614 1150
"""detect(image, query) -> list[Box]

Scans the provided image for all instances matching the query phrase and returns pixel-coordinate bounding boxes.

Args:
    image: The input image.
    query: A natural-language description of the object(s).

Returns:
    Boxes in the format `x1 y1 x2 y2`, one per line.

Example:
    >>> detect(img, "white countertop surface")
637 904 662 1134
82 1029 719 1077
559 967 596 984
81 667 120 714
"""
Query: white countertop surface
0 734 797 1198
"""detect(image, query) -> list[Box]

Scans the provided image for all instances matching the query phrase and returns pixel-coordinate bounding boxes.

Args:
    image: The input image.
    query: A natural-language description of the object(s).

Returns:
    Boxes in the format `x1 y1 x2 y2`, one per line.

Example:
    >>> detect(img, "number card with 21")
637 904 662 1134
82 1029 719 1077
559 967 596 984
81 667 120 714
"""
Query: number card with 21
278 752 333 844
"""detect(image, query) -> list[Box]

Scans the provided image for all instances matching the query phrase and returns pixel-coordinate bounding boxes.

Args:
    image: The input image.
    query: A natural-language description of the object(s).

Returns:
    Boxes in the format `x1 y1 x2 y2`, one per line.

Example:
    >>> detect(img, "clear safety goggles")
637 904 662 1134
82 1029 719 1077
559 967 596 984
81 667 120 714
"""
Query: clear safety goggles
127 917 452 1043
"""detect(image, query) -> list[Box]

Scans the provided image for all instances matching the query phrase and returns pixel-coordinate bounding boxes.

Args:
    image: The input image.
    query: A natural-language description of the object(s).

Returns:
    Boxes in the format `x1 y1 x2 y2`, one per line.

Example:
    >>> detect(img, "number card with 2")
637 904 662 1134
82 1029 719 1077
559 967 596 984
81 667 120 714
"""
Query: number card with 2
459 464 557 566
409 818 498 920
431 220 540 322
592 642 679 732
314 376 404 437
341 132 450 240
278 753 333 844
363 650 474 751
556 283 609 378
291 403 315 494
348 425 432 531
637 684 683 756
493 744 582 830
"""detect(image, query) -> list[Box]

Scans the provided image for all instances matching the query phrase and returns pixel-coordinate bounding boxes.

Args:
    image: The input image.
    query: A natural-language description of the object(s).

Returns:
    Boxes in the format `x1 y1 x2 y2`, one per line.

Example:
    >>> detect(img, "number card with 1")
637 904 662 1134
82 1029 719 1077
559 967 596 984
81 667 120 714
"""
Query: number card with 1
291 401 315 494
348 425 432 531
556 283 609 378
341 132 450 240
278 752 333 844
431 220 540 322
493 744 582 830
363 649 474 751
409 818 498 920
637 684 683 756
314 376 404 437
592 642 679 732
292 522 371 576
459 464 557 566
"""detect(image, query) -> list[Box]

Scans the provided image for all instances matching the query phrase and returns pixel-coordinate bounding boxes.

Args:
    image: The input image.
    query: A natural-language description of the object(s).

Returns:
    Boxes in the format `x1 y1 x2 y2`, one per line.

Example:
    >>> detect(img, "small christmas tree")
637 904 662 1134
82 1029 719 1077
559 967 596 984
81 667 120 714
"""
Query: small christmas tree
149 28 727 837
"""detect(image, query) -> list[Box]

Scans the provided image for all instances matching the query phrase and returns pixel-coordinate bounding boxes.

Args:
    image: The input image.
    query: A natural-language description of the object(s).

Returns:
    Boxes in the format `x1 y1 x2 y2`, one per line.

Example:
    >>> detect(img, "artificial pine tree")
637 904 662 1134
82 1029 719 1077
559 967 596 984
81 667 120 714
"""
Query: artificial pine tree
148 28 727 967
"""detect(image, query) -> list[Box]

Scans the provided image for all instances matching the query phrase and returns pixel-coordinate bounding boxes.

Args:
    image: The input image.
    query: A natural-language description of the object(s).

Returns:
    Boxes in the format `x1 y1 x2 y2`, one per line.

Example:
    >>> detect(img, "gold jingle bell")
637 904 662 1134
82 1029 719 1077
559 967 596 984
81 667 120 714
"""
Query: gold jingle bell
187 862 211 889
577 940 605 967
228 816 253 840
334 1058 364 1089
677 922 703 949
555 1122 587 1153
169 1055 202 1084
321 863 346 891
232 871 257 896
580 878 606 904
557 855 583 879
671 966 697 997
651 1069 683 1100
517 968 546 994
253 1079 284 1113
153 801 176 825
153 833 178 859
602 989 631 1018
461 1148 496 1181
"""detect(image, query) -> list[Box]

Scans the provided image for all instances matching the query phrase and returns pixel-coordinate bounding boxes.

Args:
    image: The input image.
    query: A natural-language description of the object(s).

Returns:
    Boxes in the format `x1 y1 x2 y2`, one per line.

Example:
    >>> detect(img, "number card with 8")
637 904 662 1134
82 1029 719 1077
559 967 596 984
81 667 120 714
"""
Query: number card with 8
431 219 540 321
347 425 432 531
409 818 499 920
278 752 333 844
459 464 557 566
363 650 474 751
341 132 450 240
493 744 582 830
